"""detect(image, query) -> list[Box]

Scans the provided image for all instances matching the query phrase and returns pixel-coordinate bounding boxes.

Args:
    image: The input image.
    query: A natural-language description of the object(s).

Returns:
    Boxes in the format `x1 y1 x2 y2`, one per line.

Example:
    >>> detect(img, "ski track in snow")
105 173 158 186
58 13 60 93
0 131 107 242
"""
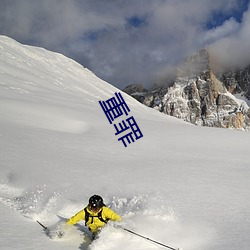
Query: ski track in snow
0 99 91 134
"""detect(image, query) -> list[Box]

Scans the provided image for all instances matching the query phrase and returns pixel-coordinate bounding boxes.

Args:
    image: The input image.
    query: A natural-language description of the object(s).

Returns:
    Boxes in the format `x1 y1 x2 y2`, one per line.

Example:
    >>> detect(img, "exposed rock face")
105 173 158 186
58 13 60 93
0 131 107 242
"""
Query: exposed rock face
123 84 147 103
123 49 250 130
217 66 250 99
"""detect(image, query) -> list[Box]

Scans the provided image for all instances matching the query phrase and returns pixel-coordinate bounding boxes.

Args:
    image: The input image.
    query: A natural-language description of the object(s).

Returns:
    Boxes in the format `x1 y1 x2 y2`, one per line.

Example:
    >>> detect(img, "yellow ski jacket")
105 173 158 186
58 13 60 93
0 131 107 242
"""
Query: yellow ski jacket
67 206 121 233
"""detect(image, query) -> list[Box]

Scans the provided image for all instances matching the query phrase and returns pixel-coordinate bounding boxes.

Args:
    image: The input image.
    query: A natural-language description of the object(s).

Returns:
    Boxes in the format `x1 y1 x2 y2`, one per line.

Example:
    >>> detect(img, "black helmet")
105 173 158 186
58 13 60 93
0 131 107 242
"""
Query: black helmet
89 195 104 210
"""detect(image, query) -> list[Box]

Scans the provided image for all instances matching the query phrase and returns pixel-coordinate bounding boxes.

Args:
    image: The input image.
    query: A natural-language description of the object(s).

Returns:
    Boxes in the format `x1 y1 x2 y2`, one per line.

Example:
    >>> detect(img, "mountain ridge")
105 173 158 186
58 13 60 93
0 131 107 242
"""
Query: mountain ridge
123 49 250 130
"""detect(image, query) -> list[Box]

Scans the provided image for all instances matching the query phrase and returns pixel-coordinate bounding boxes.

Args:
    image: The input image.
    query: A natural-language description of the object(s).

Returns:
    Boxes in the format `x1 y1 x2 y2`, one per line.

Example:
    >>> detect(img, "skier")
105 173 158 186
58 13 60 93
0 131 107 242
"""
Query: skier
66 194 121 239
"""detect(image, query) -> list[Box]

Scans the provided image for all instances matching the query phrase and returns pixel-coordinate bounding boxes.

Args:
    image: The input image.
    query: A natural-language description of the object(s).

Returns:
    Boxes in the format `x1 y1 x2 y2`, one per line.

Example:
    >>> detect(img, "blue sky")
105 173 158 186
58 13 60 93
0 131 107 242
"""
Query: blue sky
0 0 249 89
206 0 249 28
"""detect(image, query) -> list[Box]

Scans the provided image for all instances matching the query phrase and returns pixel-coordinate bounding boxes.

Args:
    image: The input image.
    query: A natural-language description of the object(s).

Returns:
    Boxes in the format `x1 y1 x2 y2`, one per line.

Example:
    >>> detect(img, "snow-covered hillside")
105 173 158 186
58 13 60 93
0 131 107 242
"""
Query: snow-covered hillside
0 36 250 250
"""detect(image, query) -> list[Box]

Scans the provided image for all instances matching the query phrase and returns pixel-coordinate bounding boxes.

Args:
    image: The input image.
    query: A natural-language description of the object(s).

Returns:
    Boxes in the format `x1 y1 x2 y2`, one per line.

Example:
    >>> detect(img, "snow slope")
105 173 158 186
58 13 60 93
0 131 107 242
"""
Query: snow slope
0 35 250 250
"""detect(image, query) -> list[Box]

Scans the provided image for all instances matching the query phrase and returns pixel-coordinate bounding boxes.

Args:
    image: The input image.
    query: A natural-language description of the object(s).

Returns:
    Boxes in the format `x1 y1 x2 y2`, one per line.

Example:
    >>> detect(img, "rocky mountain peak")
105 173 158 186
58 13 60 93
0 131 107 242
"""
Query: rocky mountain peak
123 49 250 130
177 49 210 78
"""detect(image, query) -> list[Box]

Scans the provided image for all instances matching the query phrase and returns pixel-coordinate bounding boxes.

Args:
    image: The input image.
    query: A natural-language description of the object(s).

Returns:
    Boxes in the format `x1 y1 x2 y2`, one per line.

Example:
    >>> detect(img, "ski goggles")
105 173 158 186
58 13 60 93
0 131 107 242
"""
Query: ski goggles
89 205 101 212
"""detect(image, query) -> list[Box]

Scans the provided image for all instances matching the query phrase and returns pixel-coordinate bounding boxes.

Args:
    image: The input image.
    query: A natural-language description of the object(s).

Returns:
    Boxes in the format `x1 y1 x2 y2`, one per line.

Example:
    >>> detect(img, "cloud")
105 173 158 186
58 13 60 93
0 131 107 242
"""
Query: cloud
200 18 240 45
209 4 250 68
0 0 249 88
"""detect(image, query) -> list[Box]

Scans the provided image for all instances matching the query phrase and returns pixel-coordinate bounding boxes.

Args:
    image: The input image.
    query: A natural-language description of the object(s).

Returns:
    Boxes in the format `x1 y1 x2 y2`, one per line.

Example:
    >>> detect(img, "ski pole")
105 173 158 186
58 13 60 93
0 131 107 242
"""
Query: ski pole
37 220 48 231
122 227 180 250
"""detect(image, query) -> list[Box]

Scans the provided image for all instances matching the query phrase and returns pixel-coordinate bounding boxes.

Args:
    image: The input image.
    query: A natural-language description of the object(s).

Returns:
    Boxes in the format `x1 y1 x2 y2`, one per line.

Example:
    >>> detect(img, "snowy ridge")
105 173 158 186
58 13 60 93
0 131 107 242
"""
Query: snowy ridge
0 36 250 250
